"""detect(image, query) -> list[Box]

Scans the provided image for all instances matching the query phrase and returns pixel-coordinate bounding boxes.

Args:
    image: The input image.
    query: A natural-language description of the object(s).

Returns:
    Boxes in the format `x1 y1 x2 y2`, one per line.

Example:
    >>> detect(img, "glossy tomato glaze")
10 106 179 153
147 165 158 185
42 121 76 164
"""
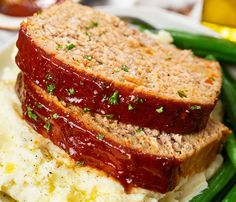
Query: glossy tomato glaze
16 25 214 134
16 73 181 193
0 0 63 17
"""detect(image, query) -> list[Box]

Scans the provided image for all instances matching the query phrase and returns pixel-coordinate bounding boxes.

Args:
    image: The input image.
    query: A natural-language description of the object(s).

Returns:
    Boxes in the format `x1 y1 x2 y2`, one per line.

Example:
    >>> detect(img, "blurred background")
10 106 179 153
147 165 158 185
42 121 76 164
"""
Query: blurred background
0 0 236 46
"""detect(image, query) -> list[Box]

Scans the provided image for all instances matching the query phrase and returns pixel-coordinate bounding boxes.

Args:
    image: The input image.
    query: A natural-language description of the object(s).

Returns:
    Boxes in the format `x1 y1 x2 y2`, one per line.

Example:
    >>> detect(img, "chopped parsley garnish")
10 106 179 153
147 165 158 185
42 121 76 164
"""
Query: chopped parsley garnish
83 107 90 112
190 105 201 110
97 134 105 141
136 128 143 133
52 113 59 119
91 21 98 27
56 44 63 50
83 55 93 61
102 95 108 102
86 21 99 30
66 43 75 50
121 65 129 72
128 104 135 111
67 88 75 96
138 98 144 103
77 161 85 167
26 107 38 121
210 77 215 81
47 84 55 94
177 90 187 98
109 91 119 105
37 103 43 109
156 106 164 113
45 74 52 81
103 114 114 119
44 122 51 133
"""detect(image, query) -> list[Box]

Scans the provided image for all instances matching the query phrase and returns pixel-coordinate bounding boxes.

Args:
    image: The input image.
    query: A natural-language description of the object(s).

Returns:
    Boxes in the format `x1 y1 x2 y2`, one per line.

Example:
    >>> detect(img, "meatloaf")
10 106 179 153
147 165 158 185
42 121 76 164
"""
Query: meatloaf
16 73 230 193
15 0 222 134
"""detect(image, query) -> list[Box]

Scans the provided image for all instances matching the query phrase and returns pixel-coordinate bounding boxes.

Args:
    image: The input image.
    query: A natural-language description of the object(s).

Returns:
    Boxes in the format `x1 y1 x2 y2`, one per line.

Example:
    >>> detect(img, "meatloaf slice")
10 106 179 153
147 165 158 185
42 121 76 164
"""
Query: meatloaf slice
15 0 222 134
16 73 230 194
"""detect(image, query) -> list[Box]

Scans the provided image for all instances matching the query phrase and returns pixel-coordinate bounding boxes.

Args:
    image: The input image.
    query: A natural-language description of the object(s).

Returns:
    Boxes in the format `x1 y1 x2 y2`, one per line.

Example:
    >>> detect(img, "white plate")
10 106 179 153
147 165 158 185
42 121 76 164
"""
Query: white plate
0 6 235 78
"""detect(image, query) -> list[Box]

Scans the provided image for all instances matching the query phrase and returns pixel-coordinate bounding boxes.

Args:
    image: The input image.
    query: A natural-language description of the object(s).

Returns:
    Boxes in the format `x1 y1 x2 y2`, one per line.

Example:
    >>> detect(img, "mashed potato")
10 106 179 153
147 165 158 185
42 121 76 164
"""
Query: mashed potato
0 81 223 202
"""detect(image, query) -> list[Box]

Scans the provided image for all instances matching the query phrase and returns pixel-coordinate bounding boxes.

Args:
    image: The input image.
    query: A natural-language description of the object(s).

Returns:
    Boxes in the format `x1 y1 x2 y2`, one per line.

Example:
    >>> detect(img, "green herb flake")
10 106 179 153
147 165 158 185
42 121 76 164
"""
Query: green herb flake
136 128 143 133
128 104 135 111
166 55 172 60
91 21 98 27
26 107 38 121
47 84 55 94
104 114 114 119
97 134 105 141
83 107 90 112
156 106 164 113
138 98 144 103
121 65 129 72
83 55 93 61
37 103 43 109
77 161 85 167
190 105 201 110
44 122 51 133
109 91 119 105
56 44 63 50
210 77 215 81
67 88 75 96
177 90 187 98
66 43 76 50
86 21 99 30
45 74 52 81
52 113 59 119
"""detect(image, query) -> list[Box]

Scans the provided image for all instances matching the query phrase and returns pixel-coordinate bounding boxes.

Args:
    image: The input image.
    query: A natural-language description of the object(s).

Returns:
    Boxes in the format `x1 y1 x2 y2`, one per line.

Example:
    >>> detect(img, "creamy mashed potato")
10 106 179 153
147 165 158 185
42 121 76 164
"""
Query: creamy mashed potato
0 81 223 202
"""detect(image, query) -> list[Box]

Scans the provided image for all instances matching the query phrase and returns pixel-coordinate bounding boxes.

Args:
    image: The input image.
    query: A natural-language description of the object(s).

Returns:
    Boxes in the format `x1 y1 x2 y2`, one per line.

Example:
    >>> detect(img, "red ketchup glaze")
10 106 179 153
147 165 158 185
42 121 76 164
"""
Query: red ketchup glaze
16 26 214 134
16 73 181 193
0 0 63 17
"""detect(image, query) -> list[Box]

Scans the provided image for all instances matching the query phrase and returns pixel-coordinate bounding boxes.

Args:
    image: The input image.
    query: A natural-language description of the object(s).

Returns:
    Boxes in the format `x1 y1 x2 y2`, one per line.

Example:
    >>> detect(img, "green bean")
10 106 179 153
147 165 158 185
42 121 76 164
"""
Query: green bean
221 68 236 132
190 160 236 202
165 29 236 64
222 183 236 202
212 174 236 202
131 19 236 64
225 134 236 168
192 49 236 64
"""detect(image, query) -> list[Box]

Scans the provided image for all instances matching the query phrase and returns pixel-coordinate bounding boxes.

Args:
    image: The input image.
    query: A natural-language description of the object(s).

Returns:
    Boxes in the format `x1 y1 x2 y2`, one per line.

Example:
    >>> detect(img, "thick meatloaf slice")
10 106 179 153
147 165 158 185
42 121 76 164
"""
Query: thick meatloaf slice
16 73 230 194
15 0 222 134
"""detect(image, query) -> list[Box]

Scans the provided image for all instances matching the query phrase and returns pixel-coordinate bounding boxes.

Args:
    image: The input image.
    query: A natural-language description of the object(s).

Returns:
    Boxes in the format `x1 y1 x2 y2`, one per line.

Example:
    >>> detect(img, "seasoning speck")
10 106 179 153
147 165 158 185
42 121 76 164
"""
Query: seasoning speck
47 84 55 94
190 105 201 110
37 103 43 109
44 122 51 133
83 107 90 112
104 114 114 119
66 44 75 50
84 55 93 61
121 65 129 72
156 106 164 113
177 90 187 98
77 161 85 167
109 91 119 105
128 104 135 111
97 134 105 141
67 88 75 96
52 113 59 119
27 107 38 121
